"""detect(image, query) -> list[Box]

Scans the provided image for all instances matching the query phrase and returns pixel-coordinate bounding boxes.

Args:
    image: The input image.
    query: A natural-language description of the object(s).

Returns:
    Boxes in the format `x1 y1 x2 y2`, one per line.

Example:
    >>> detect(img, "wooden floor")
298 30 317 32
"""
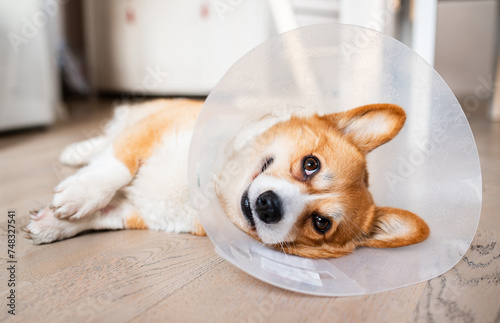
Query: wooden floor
0 99 499 323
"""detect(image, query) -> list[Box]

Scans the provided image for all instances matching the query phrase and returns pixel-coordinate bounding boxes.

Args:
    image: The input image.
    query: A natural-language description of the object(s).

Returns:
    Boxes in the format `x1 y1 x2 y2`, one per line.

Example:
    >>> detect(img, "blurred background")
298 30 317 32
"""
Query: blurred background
0 0 498 131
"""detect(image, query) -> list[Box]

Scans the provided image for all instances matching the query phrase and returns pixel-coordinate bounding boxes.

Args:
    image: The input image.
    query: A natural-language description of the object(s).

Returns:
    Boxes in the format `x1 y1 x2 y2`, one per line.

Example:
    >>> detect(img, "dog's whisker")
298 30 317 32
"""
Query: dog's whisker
285 232 296 254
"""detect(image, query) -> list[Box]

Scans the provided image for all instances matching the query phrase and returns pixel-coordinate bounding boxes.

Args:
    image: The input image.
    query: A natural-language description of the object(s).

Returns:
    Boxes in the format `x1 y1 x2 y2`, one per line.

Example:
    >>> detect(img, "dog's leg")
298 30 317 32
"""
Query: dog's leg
51 147 133 221
51 102 202 222
58 136 108 166
23 199 146 244
47 100 203 229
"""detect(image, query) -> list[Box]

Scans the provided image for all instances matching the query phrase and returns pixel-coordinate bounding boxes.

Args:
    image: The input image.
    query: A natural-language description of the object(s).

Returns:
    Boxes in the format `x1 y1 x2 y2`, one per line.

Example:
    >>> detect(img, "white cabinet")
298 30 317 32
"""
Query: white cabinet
0 0 59 131
84 0 273 95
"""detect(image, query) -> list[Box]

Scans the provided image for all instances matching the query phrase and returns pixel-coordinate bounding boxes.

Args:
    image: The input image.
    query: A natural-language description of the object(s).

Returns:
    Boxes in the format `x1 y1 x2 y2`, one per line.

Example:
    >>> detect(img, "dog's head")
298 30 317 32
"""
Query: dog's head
216 104 429 258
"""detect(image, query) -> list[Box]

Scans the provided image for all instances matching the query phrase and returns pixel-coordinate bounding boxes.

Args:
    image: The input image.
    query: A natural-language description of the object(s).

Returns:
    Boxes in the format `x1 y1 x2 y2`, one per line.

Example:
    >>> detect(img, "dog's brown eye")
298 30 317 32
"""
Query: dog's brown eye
313 214 331 234
303 156 320 176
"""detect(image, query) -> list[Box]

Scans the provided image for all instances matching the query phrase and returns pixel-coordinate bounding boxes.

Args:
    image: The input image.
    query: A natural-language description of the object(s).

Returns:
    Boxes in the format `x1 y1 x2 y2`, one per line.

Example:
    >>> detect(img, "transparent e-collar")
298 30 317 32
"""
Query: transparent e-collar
188 24 481 296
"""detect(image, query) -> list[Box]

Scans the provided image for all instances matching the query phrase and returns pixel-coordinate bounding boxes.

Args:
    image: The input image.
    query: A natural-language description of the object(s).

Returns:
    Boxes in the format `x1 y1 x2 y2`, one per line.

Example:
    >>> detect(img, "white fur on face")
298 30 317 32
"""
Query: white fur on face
247 174 306 244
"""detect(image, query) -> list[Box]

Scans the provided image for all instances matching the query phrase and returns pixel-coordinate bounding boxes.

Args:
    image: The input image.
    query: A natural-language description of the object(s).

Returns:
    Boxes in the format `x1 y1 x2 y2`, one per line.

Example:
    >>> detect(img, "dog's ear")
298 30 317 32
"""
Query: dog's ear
326 104 406 152
361 207 429 249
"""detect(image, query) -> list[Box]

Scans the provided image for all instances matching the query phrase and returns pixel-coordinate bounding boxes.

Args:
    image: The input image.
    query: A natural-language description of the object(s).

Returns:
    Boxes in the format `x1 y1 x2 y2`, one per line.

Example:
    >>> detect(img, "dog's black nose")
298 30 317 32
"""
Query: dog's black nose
255 191 282 224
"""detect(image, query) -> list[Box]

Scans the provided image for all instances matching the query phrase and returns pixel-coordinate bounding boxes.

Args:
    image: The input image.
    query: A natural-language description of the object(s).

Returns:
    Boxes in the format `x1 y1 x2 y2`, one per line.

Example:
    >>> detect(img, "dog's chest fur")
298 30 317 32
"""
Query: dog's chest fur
125 128 197 232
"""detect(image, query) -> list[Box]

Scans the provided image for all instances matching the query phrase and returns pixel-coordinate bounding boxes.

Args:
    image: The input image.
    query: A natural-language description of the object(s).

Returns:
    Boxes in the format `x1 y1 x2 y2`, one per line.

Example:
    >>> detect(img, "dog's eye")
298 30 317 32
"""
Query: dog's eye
313 214 332 234
303 156 320 176
261 157 274 173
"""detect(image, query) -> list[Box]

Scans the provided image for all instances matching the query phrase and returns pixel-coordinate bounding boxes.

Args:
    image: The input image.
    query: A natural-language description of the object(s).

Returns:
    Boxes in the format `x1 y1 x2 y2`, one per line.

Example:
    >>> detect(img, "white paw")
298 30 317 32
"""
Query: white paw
51 173 116 221
23 207 73 244
59 136 106 166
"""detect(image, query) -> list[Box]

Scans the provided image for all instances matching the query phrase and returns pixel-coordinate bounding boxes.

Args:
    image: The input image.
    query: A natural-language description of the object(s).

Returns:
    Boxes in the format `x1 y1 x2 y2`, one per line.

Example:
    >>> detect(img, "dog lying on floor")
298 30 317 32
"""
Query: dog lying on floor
23 98 429 258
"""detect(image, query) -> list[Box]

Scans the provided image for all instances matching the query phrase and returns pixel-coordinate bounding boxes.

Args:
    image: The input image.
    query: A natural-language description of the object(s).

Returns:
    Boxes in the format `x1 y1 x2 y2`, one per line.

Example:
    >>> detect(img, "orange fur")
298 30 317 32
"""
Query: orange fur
191 219 206 237
113 99 203 175
126 213 148 230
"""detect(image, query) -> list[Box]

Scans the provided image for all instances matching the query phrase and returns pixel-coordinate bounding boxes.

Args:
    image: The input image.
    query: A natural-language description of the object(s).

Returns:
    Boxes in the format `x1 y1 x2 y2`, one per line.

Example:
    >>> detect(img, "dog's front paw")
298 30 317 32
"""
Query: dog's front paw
51 175 115 221
23 207 68 244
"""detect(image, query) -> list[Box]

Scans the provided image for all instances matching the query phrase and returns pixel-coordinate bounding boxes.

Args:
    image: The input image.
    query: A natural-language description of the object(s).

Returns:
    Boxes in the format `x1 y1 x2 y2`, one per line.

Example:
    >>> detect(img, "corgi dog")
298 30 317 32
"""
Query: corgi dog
23 98 429 258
